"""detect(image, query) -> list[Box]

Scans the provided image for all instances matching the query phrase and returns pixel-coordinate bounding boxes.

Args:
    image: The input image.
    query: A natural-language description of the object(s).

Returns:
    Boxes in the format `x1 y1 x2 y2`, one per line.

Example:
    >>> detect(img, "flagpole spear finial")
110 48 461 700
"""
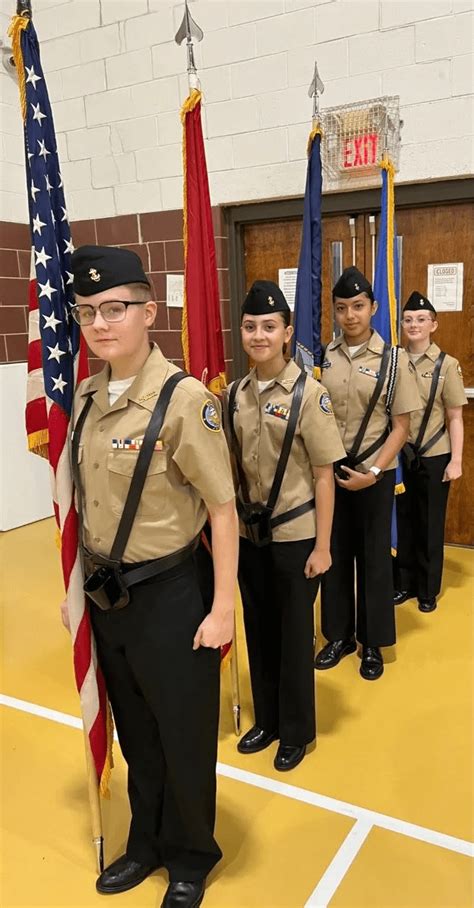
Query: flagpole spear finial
175 0 204 92
308 61 324 125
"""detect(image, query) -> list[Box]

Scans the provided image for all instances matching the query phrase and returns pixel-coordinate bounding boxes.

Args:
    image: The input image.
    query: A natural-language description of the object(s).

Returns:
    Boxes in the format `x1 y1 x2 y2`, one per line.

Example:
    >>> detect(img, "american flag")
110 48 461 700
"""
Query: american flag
11 14 111 793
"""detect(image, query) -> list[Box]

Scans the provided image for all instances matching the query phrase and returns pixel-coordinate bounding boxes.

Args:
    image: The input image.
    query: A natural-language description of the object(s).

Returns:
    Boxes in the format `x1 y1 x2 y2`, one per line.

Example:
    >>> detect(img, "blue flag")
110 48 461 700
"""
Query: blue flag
372 158 404 554
293 130 322 376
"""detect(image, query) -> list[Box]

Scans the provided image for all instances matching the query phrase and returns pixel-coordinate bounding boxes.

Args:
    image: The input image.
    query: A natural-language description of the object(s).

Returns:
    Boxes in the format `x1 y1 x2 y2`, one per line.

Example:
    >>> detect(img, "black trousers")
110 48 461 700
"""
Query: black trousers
321 470 396 647
238 537 318 746
90 543 221 882
393 453 451 600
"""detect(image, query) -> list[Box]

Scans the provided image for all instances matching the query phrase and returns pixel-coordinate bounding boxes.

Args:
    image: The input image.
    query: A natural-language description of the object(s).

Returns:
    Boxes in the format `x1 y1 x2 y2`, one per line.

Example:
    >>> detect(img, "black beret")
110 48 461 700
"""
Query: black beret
332 266 374 302
242 280 290 316
403 291 436 315
71 245 150 297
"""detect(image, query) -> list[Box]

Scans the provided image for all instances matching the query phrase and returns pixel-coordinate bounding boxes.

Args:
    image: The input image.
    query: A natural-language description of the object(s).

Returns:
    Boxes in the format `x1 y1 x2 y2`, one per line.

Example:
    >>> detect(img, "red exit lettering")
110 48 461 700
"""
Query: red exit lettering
342 133 379 169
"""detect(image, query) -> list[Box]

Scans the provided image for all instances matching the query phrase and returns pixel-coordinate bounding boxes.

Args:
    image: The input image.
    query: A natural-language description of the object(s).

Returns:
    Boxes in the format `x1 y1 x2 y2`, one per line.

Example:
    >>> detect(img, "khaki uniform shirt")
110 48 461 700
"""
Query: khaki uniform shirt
407 342 467 456
225 359 345 542
72 345 235 563
321 330 421 471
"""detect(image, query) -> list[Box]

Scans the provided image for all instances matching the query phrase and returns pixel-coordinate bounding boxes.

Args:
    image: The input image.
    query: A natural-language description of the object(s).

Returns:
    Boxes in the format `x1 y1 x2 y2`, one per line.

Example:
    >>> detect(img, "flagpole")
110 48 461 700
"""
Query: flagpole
176 2 241 736
83 729 105 874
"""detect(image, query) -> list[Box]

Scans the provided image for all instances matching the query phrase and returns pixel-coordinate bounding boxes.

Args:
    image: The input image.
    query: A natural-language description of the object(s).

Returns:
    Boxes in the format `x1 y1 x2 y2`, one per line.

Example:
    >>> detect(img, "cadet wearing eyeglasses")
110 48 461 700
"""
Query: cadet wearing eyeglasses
393 291 467 613
67 245 238 908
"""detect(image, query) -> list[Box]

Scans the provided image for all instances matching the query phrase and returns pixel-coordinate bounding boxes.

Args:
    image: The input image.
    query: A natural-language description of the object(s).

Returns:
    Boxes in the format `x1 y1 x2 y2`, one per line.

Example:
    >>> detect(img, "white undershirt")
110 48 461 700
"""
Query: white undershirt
409 352 424 363
257 379 273 393
348 343 364 357
108 375 136 406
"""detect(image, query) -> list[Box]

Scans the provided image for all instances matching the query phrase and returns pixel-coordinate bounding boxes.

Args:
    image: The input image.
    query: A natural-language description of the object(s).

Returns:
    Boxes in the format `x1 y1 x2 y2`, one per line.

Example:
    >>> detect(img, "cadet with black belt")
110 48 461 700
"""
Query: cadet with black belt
65 245 238 908
226 281 345 771
393 291 467 612
315 267 421 681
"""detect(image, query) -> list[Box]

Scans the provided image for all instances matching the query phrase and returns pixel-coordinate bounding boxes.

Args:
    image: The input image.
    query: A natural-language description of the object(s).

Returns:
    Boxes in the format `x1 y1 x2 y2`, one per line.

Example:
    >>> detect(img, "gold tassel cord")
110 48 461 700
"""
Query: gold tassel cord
8 15 30 122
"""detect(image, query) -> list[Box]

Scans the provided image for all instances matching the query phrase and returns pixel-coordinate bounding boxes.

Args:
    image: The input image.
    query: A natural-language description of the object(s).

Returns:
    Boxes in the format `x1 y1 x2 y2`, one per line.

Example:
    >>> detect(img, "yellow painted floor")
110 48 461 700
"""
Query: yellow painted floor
1 519 473 907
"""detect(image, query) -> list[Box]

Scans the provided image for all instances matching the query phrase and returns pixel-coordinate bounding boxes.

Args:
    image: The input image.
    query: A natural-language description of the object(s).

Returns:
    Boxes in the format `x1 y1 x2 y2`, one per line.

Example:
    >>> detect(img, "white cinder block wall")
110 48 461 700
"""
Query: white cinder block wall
0 0 473 224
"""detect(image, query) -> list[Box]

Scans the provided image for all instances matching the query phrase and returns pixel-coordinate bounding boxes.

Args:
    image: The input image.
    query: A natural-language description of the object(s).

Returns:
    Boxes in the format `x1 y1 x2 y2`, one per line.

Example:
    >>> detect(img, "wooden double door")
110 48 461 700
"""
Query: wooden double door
241 202 473 546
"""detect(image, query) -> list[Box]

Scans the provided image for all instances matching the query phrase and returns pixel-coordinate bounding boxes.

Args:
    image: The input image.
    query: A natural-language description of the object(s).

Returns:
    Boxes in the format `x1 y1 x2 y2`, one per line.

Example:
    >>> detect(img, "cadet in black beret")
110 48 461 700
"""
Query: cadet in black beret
394 290 467 612
67 244 238 908
225 279 344 770
71 245 150 296
315 267 420 680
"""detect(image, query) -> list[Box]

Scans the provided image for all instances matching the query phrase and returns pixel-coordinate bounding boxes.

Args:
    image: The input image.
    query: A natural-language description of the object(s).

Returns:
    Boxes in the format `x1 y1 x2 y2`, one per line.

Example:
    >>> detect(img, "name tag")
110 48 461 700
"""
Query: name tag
358 366 379 379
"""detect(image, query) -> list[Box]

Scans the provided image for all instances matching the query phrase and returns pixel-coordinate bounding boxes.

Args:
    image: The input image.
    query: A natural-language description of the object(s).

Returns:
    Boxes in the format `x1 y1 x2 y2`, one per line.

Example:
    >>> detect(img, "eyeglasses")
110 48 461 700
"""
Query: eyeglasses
70 300 145 326
401 317 433 326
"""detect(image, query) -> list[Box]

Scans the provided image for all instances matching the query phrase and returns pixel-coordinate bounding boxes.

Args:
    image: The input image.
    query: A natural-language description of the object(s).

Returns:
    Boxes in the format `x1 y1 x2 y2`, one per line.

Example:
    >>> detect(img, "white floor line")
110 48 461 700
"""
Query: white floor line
2 693 474 862
304 818 373 908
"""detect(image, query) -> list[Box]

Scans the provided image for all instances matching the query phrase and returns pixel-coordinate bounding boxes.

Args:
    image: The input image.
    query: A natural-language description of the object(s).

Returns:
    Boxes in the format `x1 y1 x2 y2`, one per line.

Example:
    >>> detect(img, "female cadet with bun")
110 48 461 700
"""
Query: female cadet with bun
226 280 345 772
314 267 421 681
393 291 467 613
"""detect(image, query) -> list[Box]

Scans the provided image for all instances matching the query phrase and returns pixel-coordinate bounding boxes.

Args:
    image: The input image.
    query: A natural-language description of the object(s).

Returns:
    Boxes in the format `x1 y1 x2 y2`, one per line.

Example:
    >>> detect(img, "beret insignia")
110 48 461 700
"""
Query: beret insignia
89 268 101 282
201 399 221 432
319 392 333 415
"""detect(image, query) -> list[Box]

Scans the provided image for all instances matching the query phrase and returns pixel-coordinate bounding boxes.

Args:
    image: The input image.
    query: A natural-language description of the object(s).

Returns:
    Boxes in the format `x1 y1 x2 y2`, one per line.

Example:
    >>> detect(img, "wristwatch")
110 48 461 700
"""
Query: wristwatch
369 465 384 482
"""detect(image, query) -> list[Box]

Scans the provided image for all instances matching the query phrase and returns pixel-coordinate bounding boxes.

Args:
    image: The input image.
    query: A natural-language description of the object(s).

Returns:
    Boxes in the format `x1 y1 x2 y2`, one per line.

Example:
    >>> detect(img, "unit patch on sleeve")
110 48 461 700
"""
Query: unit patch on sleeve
264 402 290 421
319 392 333 415
201 400 221 432
457 363 463 378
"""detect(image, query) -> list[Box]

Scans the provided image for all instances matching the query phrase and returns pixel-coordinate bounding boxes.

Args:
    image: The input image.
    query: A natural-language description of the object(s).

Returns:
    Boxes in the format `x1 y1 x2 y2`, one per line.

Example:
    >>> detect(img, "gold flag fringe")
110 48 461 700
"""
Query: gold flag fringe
8 15 30 122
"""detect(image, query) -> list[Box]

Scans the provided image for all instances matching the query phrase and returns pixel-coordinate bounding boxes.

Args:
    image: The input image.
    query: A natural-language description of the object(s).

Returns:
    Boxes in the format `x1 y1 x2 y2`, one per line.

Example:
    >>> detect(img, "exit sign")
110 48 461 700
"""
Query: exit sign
342 133 379 170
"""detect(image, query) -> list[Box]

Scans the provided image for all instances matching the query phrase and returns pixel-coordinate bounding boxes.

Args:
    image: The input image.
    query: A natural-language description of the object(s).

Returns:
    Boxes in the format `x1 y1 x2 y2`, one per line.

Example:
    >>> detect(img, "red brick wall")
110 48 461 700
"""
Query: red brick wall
0 207 233 375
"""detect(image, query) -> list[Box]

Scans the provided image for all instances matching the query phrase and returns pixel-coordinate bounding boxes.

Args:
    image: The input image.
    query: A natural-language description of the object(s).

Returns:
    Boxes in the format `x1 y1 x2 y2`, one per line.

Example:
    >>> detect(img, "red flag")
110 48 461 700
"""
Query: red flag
181 89 226 395
180 88 230 660
11 14 112 795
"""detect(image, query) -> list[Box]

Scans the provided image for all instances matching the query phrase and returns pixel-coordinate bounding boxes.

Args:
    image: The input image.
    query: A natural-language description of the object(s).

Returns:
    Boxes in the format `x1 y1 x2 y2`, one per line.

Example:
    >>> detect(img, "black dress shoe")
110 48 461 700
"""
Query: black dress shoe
274 743 306 772
237 725 277 754
96 854 158 894
161 880 205 908
393 589 416 606
314 637 357 670
418 597 437 612
360 646 384 680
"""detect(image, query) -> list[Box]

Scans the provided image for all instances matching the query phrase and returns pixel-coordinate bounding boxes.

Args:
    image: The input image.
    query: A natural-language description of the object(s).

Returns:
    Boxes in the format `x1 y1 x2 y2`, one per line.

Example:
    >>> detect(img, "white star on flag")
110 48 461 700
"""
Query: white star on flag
45 175 53 195
37 139 51 160
64 238 75 254
51 210 56 226
35 247 52 269
25 64 42 89
32 214 47 235
58 172 63 189
47 343 66 363
51 374 67 394
38 279 58 302
31 180 40 201
61 207 69 223
27 151 34 163
42 311 62 332
65 271 74 285
31 102 47 125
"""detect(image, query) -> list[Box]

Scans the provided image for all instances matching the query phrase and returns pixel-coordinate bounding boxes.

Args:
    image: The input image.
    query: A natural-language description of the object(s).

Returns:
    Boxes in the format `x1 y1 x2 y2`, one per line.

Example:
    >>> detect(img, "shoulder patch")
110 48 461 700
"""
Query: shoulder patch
319 392 333 416
201 399 221 432
457 363 463 378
